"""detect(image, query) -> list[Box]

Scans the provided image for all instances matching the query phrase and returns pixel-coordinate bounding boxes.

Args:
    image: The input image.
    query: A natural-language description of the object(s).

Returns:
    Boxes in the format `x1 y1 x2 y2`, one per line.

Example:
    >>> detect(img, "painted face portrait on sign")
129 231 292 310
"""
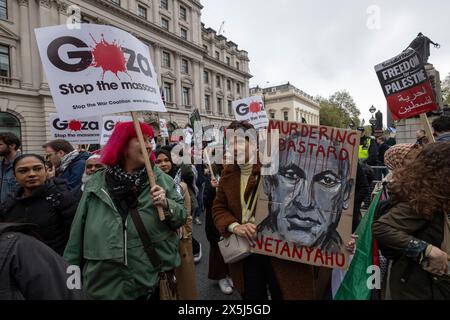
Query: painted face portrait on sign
259 132 354 253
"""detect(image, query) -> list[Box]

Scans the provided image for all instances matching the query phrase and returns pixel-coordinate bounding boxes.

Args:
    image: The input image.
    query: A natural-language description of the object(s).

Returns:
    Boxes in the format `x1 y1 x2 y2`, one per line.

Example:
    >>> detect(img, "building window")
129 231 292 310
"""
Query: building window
162 51 171 68
216 75 221 87
163 82 173 103
205 95 211 111
0 112 21 140
284 111 289 121
180 6 187 20
203 70 209 84
180 28 188 40
226 56 230 65
138 5 147 19
111 0 120 6
236 61 240 70
0 45 10 78
160 0 168 10
227 79 231 91
182 87 190 106
270 111 275 119
181 59 189 74
236 83 241 94
161 18 169 30
217 98 223 114
203 45 208 52
228 100 232 115
215 51 220 60
0 0 7 20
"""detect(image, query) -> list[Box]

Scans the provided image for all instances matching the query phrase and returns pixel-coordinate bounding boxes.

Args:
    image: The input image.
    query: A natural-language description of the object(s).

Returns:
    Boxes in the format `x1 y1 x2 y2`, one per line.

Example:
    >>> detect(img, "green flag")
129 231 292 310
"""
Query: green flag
334 191 382 300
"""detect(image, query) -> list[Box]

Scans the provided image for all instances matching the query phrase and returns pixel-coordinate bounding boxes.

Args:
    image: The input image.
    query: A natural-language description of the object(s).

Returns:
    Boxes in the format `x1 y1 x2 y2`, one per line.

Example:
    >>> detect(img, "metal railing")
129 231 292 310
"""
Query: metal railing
361 166 388 211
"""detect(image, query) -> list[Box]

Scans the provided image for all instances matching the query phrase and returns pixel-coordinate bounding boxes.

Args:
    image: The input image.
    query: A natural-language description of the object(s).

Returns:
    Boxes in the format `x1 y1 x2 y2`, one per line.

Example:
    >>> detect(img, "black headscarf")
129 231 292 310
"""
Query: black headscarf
155 147 179 179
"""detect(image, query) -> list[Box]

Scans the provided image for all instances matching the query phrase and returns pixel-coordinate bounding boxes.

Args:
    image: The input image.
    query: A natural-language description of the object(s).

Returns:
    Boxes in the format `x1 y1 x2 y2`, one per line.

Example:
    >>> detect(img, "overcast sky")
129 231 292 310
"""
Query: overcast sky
202 0 450 124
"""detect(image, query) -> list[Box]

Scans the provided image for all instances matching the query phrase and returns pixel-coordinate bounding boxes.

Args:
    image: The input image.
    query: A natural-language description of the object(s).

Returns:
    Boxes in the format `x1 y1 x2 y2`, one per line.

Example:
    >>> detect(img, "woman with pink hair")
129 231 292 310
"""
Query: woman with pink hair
64 121 187 300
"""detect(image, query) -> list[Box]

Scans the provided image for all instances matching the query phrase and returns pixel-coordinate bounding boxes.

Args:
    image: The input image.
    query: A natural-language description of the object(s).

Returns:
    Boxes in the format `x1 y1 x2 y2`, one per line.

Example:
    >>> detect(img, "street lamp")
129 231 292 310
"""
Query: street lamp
369 105 377 135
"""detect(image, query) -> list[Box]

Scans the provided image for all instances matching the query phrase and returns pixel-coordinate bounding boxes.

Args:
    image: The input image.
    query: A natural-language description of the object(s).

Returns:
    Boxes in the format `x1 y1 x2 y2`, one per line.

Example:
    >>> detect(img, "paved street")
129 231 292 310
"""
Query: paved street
192 215 241 301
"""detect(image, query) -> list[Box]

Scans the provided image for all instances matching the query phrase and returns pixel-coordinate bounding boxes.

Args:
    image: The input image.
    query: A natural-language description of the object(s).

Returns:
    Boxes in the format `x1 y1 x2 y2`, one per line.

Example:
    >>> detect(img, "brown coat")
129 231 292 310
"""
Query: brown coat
212 164 331 300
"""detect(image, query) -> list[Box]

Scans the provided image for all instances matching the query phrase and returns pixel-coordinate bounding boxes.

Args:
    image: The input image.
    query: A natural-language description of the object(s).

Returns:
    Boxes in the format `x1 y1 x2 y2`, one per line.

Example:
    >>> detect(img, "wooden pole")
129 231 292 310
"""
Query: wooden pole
204 147 214 179
131 111 166 221
420 113 436 143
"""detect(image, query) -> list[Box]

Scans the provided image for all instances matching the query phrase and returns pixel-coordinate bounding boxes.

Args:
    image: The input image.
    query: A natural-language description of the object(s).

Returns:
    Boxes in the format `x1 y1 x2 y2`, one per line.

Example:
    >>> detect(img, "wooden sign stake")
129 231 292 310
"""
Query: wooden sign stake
420 113 436 143
131 111 165 221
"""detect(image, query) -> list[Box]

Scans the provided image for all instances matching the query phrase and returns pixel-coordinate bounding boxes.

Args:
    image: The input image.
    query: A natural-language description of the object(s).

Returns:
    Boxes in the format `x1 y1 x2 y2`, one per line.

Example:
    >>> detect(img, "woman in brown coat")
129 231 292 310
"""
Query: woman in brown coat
373 142 450 300
213 121 331 300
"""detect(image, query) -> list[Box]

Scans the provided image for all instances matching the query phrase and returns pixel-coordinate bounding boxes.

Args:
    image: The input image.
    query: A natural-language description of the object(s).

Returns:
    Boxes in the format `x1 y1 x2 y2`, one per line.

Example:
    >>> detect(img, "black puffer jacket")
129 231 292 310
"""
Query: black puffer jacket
0 178 78 255
0 223 85 300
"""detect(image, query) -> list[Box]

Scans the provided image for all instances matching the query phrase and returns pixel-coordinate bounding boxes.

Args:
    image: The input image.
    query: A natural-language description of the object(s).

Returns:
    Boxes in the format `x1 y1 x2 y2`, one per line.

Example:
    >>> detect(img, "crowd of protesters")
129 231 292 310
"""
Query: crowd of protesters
0 109 449 300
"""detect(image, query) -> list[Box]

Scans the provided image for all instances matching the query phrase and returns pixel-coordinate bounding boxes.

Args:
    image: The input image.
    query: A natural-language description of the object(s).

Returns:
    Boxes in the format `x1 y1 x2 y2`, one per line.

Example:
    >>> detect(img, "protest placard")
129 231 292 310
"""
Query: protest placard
49 113 101 145
35 24 166 120
253 119 359 269
159 119 169 138
100 115 134 145
375 49 438 120
232 96 269 130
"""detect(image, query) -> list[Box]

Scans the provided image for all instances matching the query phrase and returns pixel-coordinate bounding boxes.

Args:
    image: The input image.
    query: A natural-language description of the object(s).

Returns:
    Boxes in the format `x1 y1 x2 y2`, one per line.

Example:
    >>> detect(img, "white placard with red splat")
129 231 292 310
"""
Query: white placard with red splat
100 115 144 145
49 113 101 145
35 24 166 120
232 96 268 130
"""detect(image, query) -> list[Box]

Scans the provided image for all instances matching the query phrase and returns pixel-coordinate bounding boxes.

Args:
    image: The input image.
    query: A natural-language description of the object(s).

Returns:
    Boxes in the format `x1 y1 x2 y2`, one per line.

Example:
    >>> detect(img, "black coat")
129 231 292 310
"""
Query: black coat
0 178 78 255
0 223 84 300
204 179 221 243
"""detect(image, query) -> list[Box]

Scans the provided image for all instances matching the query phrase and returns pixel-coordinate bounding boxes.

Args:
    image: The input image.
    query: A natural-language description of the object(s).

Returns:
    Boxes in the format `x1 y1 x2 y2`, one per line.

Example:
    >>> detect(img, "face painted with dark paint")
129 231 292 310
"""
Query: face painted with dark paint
263 133 353 247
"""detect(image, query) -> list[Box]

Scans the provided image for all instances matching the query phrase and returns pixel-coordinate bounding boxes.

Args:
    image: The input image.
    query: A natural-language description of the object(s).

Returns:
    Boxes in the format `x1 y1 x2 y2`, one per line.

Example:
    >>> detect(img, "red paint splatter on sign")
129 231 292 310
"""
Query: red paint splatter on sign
68 120 82 131
90 34 128 80
249 102 262 114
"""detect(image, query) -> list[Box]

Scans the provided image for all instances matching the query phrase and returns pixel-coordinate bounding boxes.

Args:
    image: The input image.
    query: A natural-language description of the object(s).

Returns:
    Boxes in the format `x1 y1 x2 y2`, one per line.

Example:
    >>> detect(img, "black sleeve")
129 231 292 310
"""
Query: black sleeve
355 163 370 204
367 139 379 166
180 165 195 187
58 189 79 232
203 180 216 211
10 233 85 300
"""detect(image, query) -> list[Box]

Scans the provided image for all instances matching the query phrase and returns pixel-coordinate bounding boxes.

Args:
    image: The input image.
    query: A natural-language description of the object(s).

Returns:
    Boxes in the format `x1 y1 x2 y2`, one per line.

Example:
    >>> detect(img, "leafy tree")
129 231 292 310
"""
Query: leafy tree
318 91 361 129
329 90 361 126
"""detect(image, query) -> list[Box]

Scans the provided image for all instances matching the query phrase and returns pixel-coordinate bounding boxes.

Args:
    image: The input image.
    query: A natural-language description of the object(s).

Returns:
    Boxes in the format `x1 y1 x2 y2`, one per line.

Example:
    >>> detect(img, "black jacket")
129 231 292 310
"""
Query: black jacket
0 223 84 300
377 143 390 165
0 178 78 255
204 178 221 243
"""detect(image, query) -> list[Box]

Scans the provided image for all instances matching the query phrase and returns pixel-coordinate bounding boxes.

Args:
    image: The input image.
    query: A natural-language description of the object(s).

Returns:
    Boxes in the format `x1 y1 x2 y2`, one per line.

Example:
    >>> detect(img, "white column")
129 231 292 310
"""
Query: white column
39 0 52 89
18 0 32 87
199 62 205 112
152 0 159 23
57 1 68 25
172 0 179 35
192 60 200 108
10 45 18 79
153 44 162 83
174 53 182 108
210 70 216 115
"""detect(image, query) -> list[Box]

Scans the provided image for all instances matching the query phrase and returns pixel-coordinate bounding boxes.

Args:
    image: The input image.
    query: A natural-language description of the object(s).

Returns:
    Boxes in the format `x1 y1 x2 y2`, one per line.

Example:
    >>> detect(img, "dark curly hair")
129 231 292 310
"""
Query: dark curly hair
390 142 450 219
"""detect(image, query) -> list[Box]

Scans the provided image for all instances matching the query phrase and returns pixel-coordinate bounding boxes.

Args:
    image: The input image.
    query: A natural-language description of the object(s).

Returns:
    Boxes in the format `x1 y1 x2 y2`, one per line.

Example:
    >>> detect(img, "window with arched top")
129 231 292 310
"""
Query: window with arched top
0 112 21 140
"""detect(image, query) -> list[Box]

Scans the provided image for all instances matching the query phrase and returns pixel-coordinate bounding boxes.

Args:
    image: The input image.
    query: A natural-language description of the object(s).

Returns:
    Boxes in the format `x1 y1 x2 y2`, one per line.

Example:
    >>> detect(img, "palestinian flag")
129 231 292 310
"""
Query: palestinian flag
334 191 383 300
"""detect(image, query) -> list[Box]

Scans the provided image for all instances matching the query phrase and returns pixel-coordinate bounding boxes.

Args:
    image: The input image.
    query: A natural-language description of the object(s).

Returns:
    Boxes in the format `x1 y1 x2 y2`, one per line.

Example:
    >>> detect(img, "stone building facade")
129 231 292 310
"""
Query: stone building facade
250 83 320 125
0 0 251 153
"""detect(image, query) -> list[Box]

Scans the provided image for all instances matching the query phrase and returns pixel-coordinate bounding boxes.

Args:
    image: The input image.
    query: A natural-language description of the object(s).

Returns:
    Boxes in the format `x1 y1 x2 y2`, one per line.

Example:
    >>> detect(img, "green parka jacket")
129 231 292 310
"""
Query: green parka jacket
64 167 187 300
